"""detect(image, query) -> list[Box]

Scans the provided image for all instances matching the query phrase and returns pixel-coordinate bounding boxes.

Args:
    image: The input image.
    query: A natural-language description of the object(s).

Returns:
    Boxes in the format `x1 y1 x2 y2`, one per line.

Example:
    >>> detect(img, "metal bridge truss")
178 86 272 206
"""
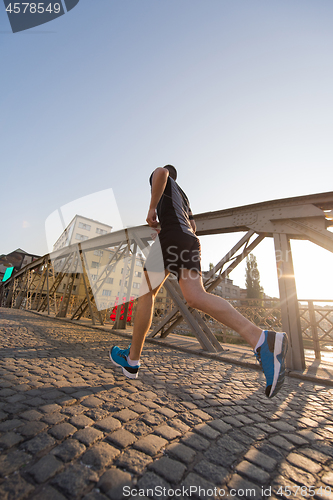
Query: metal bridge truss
1 192 333 371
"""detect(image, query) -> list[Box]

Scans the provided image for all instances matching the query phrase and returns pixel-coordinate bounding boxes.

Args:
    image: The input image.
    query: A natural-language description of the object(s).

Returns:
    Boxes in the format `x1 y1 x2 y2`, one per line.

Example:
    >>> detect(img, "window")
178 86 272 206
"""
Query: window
91 274 98 281
75 233 89 241
96 228 108 235
73 285 77 291
136 260 143 267
106 277 114 284
91 261 99 268
78 222 91 231
135 271 142 278
94 250 103 257
102 290 111 296
133 282 140 289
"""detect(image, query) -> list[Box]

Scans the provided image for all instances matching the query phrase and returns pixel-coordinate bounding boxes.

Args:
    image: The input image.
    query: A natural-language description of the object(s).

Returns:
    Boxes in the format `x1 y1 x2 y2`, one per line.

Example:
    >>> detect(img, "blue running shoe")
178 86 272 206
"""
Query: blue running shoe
254 331 288 398
109 345 140 379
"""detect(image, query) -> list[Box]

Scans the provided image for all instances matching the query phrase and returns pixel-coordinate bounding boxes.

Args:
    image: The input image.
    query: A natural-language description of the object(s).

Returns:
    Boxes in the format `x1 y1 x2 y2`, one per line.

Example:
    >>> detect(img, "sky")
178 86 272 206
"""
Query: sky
1 0 333 300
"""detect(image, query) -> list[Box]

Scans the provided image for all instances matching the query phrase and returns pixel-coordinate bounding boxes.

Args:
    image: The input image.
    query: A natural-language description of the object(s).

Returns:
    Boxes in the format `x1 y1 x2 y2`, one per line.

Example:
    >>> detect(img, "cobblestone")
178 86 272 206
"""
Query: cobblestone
98 469 132 498
107 428 137 448
0 449 32 476
193 422 220 440
322 472 333 486
52 463 99 497
154 424 181 440
228 474 262 500
165 442 197 464
28 454 63 483
51 438 86 462
43 412 67 425
49 422 77 440
181 431 210 451
95 416 122 432
81 442 120 469
20 420 48 437
0 474 35 500
116 448 153 473
134 434 167 455
235 459 270 484
244 447 277 471
136 472 170 500
149 456 187 483
1 309 333 500
74 427 104 445
193 459 228 484
286 452 322 474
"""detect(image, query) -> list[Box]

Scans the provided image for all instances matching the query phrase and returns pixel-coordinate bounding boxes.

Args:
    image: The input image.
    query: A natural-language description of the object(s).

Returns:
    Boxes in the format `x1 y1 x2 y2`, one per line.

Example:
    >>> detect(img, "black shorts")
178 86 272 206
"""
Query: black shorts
144 229 202 281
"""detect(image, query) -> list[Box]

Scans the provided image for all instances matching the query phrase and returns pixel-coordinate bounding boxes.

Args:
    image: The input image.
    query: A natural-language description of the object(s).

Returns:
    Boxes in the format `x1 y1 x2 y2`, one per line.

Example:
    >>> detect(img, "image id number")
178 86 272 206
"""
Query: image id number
5 3 61 14
277 486 332 497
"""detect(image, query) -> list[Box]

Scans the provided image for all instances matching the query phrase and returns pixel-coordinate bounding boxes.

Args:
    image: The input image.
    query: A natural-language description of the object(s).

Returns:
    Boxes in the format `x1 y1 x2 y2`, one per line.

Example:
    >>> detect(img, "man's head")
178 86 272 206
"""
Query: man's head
163 164 177 181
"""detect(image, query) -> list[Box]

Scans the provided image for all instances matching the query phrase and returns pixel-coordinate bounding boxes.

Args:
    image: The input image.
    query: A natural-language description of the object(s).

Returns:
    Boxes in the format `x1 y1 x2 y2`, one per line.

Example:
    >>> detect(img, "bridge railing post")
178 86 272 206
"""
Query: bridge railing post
308 300 321 360
274 233 305 371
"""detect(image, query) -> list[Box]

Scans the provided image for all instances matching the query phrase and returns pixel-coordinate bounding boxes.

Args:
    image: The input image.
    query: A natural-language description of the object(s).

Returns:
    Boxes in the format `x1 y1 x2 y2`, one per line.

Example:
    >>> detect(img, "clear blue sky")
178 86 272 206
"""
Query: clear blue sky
1 0 333 298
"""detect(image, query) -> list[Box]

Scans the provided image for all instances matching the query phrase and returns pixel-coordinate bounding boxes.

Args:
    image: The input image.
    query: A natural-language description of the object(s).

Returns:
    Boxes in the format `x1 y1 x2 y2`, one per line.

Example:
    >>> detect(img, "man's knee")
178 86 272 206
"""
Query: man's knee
183 290 204 309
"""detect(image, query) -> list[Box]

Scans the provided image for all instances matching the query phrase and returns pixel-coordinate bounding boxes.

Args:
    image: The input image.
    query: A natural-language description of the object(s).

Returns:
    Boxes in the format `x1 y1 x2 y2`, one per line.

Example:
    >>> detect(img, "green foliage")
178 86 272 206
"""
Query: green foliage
245 253 264 299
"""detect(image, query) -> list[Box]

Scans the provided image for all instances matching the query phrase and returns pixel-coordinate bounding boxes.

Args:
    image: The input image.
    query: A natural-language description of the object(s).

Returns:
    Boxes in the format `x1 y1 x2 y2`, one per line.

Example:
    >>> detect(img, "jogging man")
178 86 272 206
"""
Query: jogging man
110 165 288 398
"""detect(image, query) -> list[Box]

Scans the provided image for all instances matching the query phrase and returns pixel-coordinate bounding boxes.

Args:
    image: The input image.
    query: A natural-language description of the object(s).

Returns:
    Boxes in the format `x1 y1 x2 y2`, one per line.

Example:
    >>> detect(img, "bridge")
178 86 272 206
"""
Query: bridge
1 191 333 373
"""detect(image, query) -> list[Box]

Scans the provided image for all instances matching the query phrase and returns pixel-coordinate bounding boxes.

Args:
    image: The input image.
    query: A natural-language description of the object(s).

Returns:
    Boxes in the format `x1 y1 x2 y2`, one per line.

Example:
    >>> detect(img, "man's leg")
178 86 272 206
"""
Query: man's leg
129 270 169 360
178 269 288 398
110 269 169 378
178 269 262 347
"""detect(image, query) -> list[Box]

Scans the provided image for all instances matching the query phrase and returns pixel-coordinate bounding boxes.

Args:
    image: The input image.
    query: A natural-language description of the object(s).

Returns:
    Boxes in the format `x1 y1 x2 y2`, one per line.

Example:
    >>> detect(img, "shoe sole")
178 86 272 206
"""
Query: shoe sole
109 350 139 379
269 333 288 398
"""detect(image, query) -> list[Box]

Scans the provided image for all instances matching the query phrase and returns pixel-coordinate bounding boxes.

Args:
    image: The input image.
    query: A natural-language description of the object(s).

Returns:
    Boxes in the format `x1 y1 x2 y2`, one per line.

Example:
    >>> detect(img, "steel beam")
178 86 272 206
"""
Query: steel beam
274 233 305 371
113 242 137 330
77 246 104 326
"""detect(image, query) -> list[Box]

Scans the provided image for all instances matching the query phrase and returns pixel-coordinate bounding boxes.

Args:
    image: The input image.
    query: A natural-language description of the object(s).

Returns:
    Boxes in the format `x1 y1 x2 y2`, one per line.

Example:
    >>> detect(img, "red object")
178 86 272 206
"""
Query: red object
110 296 134 323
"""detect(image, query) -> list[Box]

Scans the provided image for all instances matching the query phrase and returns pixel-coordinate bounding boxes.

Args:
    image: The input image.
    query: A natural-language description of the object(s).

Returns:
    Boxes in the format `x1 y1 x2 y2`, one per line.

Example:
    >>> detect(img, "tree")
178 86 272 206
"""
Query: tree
245 253 264 299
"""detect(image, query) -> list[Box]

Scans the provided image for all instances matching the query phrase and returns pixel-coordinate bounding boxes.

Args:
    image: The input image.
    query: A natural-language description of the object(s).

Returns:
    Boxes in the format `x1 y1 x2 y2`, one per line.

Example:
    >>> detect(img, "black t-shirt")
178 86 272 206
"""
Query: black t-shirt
149 172 195 236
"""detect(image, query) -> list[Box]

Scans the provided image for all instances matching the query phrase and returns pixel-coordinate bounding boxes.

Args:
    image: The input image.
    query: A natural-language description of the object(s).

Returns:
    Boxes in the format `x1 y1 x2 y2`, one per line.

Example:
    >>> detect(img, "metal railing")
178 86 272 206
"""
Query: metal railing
150 295 333 361
299 300 333 360
2 270 333 361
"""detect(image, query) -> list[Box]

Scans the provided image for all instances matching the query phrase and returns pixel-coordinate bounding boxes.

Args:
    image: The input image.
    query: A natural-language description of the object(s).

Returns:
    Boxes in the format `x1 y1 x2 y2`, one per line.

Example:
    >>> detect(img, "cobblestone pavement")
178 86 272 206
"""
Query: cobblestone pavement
1 308 333 500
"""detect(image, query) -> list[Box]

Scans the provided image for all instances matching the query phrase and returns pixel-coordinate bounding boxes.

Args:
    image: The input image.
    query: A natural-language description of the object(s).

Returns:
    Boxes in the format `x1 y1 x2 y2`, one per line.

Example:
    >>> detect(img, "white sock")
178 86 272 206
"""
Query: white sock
127 355 140 366
254 331 266 352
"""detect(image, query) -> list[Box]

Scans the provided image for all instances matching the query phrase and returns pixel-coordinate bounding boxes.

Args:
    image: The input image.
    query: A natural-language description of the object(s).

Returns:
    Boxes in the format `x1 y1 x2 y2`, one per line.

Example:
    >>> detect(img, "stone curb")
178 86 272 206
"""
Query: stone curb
26 310 333 388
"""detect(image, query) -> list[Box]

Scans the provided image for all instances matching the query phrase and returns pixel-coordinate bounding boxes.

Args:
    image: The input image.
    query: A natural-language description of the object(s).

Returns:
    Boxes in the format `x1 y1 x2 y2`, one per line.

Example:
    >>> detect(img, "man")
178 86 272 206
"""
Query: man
110 165 288 398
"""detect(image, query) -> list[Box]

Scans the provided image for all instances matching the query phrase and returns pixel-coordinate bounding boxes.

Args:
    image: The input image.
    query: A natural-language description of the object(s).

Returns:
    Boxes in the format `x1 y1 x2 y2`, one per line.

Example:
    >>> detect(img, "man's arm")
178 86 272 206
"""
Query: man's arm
146 167 169 228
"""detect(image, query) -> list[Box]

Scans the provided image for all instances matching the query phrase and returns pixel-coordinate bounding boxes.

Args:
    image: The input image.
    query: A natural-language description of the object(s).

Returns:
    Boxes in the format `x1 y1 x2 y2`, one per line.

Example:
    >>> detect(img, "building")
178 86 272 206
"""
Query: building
53 215 112 252
51 215 150 315
202 272 242 301
0 249 40 282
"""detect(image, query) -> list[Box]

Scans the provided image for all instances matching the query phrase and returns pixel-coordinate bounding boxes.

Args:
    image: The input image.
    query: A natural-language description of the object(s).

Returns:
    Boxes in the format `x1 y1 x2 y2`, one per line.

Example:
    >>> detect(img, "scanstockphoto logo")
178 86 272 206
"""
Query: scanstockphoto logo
3 0 80 33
